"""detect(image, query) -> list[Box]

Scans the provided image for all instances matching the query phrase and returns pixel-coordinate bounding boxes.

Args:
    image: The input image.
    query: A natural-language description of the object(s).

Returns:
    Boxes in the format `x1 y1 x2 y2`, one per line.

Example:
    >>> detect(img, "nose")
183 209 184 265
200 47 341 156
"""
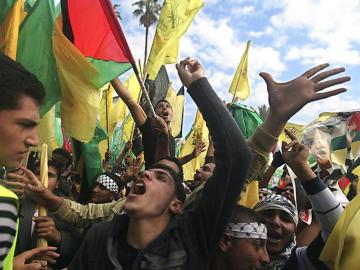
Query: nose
93 185 100 193
25 130 39 147
268 213 282 228
138 170 152 181
260 246 270 263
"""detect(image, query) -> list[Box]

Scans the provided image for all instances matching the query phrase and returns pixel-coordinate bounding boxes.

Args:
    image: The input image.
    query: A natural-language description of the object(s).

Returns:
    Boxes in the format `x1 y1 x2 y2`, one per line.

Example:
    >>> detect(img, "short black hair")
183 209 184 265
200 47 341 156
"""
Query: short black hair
230 205 262 223
0 53 45 110
34 159 63 181
52 148 73 167
154 99 172 110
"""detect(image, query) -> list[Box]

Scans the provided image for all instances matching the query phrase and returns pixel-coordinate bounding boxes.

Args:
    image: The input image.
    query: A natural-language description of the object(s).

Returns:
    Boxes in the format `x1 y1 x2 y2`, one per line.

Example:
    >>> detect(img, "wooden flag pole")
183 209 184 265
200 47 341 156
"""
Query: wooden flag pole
37 144 48 269
105 84 110 150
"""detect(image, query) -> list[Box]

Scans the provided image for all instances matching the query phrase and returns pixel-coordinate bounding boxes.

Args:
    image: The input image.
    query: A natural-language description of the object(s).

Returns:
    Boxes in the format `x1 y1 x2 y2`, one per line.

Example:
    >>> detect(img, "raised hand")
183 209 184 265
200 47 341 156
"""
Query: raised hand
176 57 205 88
260 64 350 122
281 139 316 182
192 139 206 158
125 141 133 150
152 115 169 136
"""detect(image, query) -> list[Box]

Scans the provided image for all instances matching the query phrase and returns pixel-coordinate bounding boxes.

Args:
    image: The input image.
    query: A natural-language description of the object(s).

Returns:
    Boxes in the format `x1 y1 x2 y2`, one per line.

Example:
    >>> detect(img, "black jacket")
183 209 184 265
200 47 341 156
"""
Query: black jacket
69 77 253 270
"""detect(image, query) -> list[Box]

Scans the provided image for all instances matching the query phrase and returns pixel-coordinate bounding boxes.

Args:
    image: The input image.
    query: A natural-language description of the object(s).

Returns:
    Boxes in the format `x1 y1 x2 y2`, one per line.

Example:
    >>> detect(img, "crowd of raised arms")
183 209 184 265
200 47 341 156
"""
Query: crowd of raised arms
0 52 358 270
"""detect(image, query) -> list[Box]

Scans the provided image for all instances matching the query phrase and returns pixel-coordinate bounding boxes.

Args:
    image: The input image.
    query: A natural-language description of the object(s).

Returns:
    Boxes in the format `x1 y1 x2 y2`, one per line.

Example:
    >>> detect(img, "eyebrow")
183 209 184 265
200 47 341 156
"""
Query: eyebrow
150 168 172 181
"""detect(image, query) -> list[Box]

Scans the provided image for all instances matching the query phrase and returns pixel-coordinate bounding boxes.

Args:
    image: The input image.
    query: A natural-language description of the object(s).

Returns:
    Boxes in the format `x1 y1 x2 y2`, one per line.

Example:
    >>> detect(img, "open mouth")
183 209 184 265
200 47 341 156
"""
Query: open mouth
132 180 146 195
267 230 282 242
162 111 169 117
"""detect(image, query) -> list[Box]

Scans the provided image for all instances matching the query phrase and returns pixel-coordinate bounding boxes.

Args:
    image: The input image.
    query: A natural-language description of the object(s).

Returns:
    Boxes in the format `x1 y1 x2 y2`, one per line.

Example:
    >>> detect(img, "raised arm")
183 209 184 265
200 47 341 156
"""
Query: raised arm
177 58 253 252
111 78 147 126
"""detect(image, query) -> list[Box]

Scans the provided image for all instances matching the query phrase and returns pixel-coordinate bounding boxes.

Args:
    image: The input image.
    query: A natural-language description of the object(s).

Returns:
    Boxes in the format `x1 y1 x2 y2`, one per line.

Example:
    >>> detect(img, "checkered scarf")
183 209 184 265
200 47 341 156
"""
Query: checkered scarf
95 173 122 193
225 222 267 240
254 194 297 270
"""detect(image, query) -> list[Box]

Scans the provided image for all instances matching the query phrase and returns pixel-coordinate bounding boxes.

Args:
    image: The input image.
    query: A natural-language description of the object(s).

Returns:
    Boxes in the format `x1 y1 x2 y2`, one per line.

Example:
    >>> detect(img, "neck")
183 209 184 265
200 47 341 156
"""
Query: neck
210 252 227 270
127 214 171 249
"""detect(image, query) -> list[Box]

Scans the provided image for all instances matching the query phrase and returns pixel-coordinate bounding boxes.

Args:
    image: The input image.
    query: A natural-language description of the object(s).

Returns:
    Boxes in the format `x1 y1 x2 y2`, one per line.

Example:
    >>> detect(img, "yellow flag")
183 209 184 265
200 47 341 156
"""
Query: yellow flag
278 122 304 143
146 0 204 79
37 106 58 155
0 0 25 59
238 181 259 208
320 194 360 269
166 84 184 137
180 110 209 180
229 40 251 100
100 84 114 134
53 16 100 143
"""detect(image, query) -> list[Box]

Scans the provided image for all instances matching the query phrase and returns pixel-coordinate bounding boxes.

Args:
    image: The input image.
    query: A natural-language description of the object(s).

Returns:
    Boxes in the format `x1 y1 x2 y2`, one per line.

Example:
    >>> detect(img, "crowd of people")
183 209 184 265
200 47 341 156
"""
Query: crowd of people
0 51 357 270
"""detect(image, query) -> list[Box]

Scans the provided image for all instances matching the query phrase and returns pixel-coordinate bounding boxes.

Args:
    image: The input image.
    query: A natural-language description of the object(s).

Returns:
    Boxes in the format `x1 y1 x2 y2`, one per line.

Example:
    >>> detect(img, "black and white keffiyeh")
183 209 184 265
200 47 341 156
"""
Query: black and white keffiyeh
254 193 298 270
95 172 122 193
225 222 267 240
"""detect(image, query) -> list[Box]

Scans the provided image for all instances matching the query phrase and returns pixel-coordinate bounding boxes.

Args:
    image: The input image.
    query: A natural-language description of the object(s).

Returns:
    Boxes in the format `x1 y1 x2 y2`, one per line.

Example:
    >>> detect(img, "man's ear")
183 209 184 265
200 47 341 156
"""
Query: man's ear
218 234 232 252
169 199 183 214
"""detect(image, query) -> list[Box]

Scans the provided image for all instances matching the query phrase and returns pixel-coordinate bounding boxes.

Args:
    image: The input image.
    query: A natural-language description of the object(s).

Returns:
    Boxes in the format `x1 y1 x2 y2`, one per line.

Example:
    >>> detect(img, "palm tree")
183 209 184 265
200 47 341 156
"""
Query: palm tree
257 104 269 121
113 4 122 20
132 0 162 74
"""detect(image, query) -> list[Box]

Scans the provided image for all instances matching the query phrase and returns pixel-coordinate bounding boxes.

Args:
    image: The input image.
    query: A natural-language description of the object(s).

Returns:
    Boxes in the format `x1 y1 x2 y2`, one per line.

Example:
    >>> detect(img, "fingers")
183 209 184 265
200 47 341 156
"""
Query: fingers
23 247 58 260
312 88 347 102
259 72 276 89
21 263 42 270
284 128 297 141
311 67 345 83
20 166 41 186
315 76 351 92
301 63 329 78
3 181 26 196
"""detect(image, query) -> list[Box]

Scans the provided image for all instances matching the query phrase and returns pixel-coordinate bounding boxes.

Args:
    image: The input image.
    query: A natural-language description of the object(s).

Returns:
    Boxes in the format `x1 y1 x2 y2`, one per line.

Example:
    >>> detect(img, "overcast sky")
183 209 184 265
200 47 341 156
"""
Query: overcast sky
115 0 360 135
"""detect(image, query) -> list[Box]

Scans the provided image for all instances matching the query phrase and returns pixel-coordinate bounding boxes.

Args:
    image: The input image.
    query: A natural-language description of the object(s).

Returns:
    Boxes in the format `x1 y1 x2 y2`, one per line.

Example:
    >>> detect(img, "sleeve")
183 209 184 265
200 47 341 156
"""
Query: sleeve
184 77 253 255
301 177 343 241
246 126 277 183
52 198 125 228
54 222 82 268
0 195 18 268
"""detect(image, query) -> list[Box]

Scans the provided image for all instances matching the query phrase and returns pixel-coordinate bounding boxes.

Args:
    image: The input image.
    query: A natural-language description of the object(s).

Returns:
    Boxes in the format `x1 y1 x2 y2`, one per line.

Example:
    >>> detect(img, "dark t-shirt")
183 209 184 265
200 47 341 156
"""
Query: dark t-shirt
117 229 139 270
139 117 175 169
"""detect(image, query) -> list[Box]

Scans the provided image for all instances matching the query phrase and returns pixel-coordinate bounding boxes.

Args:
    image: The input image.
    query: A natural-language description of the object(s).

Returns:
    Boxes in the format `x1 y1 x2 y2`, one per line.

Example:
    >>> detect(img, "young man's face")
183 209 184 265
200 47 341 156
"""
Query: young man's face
194 163 215 183
124 159 182 218
35 165 59 193
223 237 269 270
258 209 296 255
155 101 173 124
0 96 39 169
91 182 115 204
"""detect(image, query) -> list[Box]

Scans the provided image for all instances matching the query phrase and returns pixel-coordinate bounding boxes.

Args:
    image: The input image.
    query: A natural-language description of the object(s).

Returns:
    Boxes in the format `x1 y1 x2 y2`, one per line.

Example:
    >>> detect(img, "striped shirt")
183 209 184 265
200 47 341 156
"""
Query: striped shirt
0 195 18 270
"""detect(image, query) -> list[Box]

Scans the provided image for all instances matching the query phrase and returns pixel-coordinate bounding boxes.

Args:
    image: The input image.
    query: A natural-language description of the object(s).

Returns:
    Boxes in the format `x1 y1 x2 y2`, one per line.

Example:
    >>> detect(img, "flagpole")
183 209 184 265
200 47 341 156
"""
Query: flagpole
105 84 110 150
132 63 156 117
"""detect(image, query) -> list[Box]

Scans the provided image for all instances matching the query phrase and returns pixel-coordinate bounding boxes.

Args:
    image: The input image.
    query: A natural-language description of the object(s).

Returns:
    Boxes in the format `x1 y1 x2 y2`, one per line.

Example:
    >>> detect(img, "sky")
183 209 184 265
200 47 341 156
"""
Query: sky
115 0 360 136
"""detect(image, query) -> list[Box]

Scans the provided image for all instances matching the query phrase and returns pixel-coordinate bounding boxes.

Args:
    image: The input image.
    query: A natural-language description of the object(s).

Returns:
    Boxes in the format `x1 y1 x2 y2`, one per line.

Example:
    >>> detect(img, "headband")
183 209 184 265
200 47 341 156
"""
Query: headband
225 222 267 240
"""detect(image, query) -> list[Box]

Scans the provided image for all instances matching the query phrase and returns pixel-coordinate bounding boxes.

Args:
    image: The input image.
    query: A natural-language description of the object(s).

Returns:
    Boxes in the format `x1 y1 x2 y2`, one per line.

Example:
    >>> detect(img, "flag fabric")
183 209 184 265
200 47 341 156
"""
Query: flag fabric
229 40 251 100
320 193 360 269
278 122 304 143
0 0 25 59
37 106 60 155
146 0 204 80
16 0 62 117
227 102 262 139
3 0 136 142
166 84 185 138
302 111 360 167
180 110 209 180
226 103 263 207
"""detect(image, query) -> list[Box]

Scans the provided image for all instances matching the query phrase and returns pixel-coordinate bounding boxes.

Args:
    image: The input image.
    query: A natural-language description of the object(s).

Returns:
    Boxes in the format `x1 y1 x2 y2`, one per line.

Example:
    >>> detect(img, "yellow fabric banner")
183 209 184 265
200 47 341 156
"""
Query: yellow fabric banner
37 106 58 155
165 83 184 137
53 16 100 143
320 194 360 269
229 40 251 100
0 0 25 59
180 110 209 180
146 0 204 79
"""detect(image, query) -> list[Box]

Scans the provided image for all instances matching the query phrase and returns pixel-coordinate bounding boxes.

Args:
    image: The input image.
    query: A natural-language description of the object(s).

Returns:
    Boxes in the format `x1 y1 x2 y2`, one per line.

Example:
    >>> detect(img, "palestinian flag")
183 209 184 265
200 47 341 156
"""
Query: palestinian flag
1 0 136 142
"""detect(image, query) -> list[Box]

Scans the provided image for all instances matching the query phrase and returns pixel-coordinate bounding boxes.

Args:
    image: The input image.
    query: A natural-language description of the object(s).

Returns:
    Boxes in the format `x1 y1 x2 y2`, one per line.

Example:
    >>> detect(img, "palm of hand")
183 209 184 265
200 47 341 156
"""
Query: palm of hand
282 148 308 167
268 76 315 122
